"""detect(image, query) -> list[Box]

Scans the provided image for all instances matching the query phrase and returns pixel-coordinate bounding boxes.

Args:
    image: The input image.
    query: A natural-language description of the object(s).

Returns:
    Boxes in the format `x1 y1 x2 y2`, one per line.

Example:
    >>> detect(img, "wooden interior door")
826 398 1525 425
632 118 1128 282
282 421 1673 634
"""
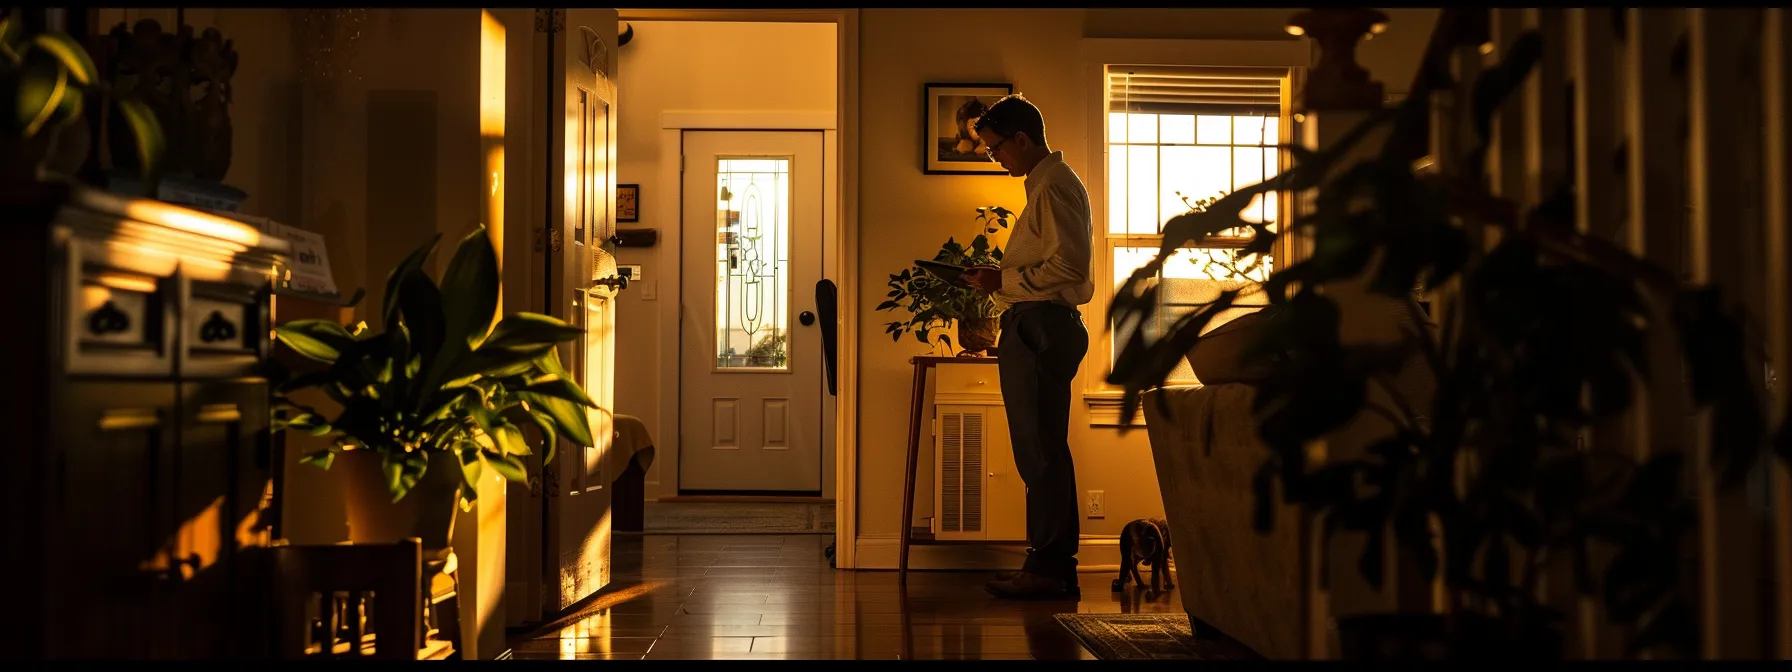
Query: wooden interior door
540 8 620 613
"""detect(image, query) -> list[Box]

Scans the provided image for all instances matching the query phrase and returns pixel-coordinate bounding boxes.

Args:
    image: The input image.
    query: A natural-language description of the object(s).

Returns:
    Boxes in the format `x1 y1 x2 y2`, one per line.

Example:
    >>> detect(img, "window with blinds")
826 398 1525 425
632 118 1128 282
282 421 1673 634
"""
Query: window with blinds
1104 64 1290 383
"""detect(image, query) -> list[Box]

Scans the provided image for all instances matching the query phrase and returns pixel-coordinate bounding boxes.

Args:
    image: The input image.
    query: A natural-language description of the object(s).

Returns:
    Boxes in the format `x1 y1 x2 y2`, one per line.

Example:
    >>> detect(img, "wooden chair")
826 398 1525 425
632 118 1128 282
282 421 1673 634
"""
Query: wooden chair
272 538 452 659
423 551 463 660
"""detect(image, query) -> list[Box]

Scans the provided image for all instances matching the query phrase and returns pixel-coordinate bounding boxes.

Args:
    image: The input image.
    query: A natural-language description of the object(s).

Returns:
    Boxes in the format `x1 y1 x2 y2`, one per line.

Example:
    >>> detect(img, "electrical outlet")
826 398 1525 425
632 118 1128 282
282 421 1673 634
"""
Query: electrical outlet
1086 490 1105 519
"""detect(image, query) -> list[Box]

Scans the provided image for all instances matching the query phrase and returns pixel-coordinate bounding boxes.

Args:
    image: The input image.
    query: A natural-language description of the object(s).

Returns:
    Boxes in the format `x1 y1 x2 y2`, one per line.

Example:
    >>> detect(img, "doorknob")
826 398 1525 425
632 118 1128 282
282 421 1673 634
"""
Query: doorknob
799 311 815 326
593 275 629 290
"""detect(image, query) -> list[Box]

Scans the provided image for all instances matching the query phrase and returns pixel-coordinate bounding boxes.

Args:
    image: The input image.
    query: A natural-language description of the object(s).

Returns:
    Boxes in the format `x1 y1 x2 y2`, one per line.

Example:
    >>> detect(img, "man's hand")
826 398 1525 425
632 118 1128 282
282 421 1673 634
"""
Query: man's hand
962 267 1002 294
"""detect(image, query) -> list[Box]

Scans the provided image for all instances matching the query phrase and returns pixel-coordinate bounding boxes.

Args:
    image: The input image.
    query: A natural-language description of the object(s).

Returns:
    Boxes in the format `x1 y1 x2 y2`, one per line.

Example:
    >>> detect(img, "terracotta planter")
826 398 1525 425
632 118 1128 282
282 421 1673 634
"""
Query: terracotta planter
335 449 462 550
957 316 999 355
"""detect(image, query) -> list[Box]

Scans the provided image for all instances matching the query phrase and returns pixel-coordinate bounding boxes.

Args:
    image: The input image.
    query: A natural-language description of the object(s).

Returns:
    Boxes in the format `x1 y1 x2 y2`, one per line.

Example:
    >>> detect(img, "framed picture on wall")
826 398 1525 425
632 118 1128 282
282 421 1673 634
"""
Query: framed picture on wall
923 82 1013 175
617 184 639 222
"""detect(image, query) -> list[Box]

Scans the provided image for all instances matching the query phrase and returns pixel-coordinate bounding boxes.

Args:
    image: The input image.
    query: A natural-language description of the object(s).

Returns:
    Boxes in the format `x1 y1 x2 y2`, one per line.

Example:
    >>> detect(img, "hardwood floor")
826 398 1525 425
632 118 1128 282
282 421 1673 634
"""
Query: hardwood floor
507 533 1184 660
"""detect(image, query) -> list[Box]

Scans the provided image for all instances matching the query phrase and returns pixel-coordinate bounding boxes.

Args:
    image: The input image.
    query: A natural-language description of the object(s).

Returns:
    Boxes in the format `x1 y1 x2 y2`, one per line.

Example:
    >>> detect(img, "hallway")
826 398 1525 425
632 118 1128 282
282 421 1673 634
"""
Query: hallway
507 534 1183 660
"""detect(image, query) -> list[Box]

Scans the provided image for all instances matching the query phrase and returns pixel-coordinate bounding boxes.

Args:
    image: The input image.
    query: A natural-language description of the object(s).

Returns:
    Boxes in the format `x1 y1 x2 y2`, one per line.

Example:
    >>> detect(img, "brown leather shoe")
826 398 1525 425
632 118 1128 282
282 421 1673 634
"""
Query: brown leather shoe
985 571 1081 600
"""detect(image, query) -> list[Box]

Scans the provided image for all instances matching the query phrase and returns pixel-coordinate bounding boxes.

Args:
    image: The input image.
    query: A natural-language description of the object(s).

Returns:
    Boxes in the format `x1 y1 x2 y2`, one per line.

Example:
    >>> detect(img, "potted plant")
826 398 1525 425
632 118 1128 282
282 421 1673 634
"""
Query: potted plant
271 226 596 550
878 205 1011 356
0 15 161 187
1107 10 1789 660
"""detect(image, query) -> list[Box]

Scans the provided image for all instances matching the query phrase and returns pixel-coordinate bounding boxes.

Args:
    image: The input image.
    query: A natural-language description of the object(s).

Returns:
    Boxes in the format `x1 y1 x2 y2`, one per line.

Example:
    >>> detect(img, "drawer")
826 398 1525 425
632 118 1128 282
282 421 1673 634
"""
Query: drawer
180 276 268 378
934 361 1001 398
62 249 175 378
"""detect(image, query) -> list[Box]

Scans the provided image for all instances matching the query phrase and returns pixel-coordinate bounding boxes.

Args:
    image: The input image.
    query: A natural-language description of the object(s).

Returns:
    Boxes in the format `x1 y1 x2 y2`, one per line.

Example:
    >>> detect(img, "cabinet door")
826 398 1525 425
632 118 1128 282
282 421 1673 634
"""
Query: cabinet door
172 380 273 658
981 408 1028 542
53 381 179 659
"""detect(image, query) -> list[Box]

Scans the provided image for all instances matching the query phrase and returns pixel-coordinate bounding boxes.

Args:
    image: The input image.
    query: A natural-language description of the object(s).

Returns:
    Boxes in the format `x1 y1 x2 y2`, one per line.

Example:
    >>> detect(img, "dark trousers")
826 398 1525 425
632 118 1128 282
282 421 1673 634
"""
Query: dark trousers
996 301 1088 579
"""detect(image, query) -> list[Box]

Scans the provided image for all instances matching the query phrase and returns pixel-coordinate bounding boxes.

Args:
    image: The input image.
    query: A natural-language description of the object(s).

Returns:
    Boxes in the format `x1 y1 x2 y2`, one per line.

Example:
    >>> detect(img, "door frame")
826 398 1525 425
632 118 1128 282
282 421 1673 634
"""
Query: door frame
622 8 860 569
674 127 832 496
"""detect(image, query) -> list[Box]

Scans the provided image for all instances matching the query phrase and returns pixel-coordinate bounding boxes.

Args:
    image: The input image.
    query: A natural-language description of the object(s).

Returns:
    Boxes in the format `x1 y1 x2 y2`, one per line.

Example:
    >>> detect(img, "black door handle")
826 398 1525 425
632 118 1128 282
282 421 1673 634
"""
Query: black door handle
815 281 839 396
799 311 815 326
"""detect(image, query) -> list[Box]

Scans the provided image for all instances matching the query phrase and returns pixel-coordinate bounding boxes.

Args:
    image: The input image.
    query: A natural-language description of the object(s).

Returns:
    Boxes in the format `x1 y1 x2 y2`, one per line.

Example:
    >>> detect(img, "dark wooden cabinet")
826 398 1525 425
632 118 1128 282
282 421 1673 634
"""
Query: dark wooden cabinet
2 182 289 660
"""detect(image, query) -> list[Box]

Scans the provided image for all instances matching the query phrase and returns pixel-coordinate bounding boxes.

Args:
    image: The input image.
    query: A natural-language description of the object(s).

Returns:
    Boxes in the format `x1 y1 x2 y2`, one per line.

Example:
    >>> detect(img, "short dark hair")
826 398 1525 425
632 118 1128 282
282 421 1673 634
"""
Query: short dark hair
974 94 1048 148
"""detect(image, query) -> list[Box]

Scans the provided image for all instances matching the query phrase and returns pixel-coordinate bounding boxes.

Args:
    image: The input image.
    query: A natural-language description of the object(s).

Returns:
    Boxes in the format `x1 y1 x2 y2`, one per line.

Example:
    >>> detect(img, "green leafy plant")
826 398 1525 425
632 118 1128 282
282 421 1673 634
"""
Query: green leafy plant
271 226 596 504
878 205 1011 350
0 16 162 182
1108 9 1788 658
745 331 787 367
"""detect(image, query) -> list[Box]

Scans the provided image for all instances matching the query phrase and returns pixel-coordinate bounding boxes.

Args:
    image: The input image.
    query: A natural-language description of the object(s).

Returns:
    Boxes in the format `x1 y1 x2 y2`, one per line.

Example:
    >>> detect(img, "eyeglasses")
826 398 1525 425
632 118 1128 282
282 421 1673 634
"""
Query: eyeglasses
983 136 1009 161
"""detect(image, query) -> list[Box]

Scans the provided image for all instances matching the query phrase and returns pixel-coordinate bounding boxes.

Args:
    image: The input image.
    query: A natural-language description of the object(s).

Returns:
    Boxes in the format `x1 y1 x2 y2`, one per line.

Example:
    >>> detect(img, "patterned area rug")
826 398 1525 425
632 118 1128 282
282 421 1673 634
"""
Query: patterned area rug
639 502 835 535
1055 613 1262 660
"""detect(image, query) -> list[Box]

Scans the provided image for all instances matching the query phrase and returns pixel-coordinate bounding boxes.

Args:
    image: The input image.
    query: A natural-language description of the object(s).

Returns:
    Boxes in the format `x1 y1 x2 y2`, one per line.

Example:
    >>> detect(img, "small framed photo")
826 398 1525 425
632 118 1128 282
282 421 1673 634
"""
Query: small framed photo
923 82 1014 175
617 184 639 223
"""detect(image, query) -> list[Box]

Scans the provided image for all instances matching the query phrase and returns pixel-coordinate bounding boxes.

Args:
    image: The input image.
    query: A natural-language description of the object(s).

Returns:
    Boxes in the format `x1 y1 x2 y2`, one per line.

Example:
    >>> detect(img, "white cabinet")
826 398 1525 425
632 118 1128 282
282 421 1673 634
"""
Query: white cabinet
930 363 1026 542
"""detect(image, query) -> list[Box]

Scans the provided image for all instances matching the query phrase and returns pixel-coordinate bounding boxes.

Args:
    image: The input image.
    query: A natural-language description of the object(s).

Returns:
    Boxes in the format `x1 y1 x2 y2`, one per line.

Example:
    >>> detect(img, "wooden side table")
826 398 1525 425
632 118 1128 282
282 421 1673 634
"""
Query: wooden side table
898 355 1009 583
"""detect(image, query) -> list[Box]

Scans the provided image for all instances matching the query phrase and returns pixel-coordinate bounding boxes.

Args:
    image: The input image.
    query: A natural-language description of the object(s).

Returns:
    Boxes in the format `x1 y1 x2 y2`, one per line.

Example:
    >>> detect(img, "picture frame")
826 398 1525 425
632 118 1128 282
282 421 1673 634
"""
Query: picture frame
922 82 1014 175
617 184 639 223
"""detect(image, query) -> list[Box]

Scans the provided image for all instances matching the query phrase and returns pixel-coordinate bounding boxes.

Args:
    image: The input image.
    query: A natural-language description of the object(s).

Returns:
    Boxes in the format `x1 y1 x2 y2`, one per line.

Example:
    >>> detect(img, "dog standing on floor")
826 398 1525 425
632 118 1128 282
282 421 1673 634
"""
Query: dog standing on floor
1112 517 1175 596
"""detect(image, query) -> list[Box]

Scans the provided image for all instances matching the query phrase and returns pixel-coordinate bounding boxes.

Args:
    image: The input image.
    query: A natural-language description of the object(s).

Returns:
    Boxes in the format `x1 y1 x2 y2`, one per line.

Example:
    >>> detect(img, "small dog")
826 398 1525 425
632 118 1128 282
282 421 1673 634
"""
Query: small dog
1112 517 1175 595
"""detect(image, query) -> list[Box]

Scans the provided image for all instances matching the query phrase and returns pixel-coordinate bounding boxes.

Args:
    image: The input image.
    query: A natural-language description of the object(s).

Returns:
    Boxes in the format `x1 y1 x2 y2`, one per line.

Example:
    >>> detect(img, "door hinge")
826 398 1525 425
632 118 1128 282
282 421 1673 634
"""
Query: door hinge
680 155 685 174
535 8 565 34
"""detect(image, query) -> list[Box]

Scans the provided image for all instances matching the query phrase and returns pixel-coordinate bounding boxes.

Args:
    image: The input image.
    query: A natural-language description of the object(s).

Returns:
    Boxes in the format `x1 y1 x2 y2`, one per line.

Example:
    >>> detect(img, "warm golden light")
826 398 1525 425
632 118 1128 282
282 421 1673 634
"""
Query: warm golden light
1285 25 1305 36
89 271 159 294
71 187 266 249
125 201 260 249
480 11 507 139
1479 41 1496 55
480 10 506 320
1370 21 1388 34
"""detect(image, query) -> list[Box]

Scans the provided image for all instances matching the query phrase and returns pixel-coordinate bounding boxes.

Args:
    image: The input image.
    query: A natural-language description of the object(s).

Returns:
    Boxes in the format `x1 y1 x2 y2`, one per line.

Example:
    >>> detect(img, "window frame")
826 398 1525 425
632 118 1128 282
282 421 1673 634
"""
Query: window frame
1074 39 1310 426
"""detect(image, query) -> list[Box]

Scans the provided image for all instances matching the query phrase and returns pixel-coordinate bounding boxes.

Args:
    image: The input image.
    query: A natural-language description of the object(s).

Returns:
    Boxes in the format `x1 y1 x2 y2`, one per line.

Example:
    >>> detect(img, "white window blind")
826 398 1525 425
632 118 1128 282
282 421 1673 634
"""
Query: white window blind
1107 65 1286 116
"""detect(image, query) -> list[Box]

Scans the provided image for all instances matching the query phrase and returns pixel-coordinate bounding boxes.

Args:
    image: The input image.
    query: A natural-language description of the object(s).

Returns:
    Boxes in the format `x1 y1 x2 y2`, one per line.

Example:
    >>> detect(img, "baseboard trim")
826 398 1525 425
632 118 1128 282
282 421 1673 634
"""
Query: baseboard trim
655 495 834 504
852 534 1122 572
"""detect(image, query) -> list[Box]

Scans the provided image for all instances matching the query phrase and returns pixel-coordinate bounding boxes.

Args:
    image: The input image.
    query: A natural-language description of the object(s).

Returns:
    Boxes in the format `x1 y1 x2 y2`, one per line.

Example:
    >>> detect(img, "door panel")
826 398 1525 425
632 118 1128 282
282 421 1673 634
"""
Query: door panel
541 8 619 613
679 131 825 493
172 380 271 658
53 381 177 659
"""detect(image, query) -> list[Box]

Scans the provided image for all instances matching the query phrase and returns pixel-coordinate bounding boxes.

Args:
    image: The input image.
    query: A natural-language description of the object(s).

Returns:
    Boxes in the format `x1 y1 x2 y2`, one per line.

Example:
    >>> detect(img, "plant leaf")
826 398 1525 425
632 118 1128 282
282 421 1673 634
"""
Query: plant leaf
114 98 164 186
17 62 66 137
458 445 485 489
488 453 529 482
274 319 356 363
482 312 584 349
383 233 441 333
440 225 501 349
30 32 98 85
518 390 594 448
298 449 336 470
522 375 599 409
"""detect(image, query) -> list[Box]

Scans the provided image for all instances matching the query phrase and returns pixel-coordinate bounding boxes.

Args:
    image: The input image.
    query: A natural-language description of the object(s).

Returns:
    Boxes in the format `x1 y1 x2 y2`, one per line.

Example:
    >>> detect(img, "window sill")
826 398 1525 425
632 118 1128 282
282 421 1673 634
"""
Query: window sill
1083 389 1197 428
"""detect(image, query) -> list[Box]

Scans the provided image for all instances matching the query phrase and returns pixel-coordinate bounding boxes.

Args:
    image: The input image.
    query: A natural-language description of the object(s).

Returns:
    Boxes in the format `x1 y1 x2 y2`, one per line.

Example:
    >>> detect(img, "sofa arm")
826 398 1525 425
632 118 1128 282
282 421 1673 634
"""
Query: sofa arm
1144 384 1303 660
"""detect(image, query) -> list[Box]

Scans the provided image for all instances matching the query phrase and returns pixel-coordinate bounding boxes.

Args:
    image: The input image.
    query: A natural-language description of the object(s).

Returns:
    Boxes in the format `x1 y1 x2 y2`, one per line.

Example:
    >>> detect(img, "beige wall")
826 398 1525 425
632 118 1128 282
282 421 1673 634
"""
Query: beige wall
93 8 303 224
851 9 1438 563
613 20 839 498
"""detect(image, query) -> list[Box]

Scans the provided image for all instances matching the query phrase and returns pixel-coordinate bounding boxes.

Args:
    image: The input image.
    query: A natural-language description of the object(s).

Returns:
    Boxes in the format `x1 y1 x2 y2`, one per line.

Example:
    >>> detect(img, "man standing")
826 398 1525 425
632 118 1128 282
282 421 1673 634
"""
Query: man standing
962 94 1094 600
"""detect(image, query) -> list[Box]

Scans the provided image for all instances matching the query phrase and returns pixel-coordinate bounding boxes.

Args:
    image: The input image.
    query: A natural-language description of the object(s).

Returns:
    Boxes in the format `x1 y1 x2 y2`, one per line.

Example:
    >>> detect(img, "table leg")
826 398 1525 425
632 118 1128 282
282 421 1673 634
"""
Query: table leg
899 361 928 585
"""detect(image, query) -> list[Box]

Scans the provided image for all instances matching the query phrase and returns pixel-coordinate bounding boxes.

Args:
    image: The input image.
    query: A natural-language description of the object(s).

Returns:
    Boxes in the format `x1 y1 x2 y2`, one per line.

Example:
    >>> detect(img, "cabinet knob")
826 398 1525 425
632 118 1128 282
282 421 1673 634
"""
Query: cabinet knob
975 380 986 385
988 472 996 478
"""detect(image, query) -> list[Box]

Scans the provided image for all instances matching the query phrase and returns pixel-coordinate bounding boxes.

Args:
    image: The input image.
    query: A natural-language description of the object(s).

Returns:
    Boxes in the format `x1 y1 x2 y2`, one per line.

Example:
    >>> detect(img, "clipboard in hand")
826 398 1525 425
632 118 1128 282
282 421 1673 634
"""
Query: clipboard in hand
915 259 995 289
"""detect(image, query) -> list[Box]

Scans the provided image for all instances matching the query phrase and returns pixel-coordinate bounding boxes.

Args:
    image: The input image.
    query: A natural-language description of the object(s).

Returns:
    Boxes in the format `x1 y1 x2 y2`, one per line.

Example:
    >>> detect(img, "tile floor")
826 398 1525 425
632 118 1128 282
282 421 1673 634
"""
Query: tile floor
507 533 1184 660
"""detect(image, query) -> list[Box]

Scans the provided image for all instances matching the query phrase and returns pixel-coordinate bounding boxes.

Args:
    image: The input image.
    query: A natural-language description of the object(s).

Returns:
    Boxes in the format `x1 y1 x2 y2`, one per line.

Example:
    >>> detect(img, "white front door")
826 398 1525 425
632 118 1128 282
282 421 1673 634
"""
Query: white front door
679 130 826 493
